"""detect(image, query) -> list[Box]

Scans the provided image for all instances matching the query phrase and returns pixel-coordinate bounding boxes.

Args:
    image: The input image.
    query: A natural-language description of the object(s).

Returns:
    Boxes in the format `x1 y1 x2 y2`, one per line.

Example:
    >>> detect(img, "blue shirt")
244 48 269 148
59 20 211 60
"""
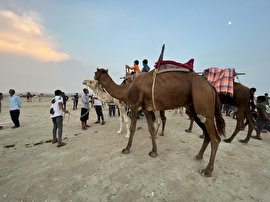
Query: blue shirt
141 64 150 72
9 95 21 111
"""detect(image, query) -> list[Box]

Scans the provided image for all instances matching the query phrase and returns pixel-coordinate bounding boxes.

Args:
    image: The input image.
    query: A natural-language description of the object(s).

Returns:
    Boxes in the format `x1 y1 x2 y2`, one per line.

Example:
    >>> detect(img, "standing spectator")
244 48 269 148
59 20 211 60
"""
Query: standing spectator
265 93 269 106
62 92 69 110
108 97 116 117
0 92 3 130
73 93 79 110
141 59 150 72
251 95 270 140
93 96 105 125
8 89 21 128
249 88 257 113
0 92 3 114
80 88 90 130
50 90 69 147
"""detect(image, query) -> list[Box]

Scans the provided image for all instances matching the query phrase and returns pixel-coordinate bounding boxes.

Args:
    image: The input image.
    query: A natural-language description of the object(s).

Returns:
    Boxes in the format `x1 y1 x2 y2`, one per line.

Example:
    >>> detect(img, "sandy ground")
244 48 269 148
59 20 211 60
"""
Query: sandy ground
0 97 270 202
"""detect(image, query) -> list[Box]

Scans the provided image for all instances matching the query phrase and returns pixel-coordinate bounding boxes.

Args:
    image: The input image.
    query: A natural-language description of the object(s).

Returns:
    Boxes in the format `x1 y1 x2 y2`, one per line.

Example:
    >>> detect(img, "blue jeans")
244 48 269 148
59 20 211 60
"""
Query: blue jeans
52 116 63 142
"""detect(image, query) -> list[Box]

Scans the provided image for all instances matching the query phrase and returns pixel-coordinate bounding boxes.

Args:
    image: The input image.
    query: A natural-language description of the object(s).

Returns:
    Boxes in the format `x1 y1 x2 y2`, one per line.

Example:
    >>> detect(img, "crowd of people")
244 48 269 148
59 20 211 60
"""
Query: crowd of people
0 59 269 146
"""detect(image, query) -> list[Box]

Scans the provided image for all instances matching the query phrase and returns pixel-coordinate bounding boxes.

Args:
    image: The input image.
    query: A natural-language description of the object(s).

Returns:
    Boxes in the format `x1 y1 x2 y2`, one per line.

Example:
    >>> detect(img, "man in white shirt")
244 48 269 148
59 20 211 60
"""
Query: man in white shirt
80 88 91 130
93 96 105 125
50 89 69 147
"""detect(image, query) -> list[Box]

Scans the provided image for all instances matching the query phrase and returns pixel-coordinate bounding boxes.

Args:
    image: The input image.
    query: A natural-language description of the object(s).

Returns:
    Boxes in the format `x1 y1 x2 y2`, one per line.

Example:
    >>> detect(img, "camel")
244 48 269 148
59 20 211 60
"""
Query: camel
94 67 225 177
185 81 255 143
83 78 167 138
83 79 131 138
26 92 41 102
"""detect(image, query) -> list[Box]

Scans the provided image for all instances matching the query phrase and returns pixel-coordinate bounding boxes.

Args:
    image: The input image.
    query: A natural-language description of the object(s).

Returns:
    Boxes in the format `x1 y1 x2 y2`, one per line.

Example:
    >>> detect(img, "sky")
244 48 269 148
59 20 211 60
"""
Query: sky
0 0 269 95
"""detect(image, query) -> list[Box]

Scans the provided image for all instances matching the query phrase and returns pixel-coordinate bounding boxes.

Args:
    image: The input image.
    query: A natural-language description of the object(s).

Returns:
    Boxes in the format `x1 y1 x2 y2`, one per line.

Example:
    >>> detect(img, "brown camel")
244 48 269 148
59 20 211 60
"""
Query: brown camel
124 72 167 137
94 67 225 177
185 82 255 143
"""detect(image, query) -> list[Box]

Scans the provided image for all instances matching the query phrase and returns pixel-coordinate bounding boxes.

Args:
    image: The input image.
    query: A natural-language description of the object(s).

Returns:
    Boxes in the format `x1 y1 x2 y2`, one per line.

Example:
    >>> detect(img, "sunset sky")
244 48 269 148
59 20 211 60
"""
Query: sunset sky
0 0 269 96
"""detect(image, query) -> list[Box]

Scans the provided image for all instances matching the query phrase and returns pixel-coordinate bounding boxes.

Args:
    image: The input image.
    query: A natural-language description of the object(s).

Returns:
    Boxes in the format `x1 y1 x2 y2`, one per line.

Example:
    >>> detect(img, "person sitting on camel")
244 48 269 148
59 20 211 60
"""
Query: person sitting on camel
126 60 140 78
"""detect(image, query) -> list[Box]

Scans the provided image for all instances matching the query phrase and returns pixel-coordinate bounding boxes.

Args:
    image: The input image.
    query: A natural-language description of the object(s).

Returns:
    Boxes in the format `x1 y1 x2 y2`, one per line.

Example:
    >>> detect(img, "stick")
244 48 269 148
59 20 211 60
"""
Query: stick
196 72 245 76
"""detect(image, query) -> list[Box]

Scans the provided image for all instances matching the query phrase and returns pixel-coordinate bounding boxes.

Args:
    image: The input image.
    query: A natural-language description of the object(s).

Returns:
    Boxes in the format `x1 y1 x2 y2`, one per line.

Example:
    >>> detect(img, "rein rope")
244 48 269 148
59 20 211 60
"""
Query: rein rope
64 112 70 126
80 108 90 118
151 69 158 111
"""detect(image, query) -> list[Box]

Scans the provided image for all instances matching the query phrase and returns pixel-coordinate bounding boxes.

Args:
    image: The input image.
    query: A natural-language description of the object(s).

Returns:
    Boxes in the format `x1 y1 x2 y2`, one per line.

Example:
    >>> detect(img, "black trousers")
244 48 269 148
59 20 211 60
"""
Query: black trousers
94 106 104 121
109 105 116 116
10 109 20 127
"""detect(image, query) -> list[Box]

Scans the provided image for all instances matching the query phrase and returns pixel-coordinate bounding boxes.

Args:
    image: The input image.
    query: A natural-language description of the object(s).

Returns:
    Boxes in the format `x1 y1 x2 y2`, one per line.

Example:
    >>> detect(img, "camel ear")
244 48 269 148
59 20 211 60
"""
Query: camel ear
106 69 108 73
97 68 100 71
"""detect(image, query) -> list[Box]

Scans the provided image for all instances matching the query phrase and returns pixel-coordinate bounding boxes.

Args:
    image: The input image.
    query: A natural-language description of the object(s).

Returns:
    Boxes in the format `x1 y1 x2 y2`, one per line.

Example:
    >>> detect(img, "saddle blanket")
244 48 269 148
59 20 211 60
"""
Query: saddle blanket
204 67 235 96
155 59 194 73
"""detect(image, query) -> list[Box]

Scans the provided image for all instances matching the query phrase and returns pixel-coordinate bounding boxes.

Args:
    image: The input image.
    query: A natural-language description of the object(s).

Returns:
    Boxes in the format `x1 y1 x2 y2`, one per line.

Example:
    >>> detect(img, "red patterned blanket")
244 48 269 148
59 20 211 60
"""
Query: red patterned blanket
204 67 235 96
155 59 194 72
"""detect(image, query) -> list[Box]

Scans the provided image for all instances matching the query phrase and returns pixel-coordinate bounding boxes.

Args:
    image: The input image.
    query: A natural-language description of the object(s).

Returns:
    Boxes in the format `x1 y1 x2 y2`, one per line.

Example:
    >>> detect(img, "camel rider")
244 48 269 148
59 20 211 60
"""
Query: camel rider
141 59 150 72
126 60 140 78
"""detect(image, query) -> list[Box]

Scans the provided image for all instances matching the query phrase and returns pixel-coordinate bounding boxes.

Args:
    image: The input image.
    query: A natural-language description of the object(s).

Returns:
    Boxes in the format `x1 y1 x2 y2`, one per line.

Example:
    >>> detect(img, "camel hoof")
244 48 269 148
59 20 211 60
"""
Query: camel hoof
223 138 232 143
149 151 157 158
122 148 130 154
199 135 204 139
185 129 192 133
117 130 122 134
239 139 248 144
159 133 164 136
195 154 203 160
200 169 212 177
125 135 130 139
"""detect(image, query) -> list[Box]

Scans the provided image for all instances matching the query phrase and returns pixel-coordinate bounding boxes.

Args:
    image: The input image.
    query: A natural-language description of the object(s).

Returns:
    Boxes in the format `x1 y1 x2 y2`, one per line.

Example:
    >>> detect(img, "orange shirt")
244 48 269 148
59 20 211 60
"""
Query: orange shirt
129 64 140 73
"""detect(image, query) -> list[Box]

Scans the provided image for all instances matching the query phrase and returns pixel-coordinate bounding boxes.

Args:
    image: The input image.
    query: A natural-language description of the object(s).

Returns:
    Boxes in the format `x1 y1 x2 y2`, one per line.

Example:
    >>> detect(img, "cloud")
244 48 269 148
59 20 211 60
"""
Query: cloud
0 10 70 62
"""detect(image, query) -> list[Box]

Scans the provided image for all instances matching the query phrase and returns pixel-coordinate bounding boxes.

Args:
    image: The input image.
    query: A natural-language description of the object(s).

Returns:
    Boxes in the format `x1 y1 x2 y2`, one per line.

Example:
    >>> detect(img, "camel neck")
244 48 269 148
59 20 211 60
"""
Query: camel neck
98 73 127 101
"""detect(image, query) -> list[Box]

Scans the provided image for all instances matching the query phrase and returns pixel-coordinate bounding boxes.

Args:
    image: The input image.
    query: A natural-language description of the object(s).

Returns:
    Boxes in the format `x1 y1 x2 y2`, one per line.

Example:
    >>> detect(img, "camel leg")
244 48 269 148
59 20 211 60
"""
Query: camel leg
185 119 194 133
122 108 138 154
194 115 209 159
123 112 131 138
117 104 125 134
239 110 255 143
154 111 161 136
144 111 158 157
117 113 124 134
196 132 210 160
223 125 240 143
223 112 243 143
117 105 130 138
199 119 221 177
159 110 166 136
185 106 194 133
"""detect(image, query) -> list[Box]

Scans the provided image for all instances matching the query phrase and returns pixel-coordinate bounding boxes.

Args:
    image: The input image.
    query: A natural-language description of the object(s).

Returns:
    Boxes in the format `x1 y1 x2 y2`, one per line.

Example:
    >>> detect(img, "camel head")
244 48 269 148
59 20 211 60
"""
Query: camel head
94 68 108 81
83 79 98 90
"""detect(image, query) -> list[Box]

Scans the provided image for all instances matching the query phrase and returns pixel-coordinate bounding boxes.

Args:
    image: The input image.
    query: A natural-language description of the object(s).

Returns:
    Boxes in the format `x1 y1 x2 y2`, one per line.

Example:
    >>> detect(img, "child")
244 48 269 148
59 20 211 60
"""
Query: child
126 60 140 75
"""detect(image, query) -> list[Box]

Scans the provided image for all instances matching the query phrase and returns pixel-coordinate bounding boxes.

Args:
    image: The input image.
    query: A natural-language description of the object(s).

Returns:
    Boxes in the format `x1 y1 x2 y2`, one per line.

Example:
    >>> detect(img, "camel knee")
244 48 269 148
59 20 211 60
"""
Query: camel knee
198 114 206 123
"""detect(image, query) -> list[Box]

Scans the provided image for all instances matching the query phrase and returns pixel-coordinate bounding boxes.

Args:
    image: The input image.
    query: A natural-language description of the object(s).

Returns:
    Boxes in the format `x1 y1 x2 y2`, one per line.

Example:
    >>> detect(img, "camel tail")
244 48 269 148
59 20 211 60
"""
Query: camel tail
214 91 226 137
